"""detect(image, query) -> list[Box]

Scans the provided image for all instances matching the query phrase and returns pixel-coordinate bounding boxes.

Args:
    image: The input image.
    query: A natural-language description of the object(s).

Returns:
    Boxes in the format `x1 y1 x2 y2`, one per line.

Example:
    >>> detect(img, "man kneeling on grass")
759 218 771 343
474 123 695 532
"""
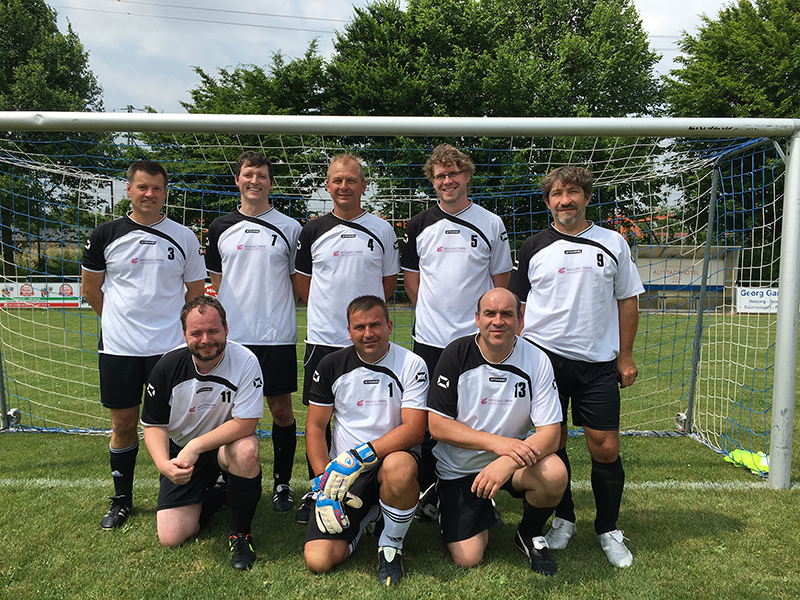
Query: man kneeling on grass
141 296 264 570
427 288 567 575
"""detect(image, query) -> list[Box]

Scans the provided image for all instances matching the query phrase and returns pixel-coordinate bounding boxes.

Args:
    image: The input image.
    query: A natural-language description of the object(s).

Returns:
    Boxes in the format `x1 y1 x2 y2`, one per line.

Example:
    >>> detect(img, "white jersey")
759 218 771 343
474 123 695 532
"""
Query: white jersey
297 211 400 347
141 341 264 448
308 343 428 458
81 213 206 356
427 334 562 480
402 203 512 348
205 207 301 345
509 223 644 363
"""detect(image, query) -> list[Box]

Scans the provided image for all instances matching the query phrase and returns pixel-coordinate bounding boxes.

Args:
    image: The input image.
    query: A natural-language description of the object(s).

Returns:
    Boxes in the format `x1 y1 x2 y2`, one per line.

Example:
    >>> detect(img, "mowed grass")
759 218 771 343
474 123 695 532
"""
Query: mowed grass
1 430 799 599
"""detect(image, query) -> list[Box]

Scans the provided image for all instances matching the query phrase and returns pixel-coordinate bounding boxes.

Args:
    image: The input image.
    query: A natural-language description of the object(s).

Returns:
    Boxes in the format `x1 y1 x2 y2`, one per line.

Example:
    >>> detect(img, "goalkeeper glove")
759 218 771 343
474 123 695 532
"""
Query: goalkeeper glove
315 492 363 534
319 442 378 501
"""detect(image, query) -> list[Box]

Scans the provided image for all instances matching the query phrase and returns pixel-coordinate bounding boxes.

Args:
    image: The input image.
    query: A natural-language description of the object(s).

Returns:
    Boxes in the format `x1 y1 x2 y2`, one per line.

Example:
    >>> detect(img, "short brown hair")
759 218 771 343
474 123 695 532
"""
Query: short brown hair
423 144 476 181
180 296 227 331
127 160 168 187
235 151 275 184
540 166 593 201
347 295 389 324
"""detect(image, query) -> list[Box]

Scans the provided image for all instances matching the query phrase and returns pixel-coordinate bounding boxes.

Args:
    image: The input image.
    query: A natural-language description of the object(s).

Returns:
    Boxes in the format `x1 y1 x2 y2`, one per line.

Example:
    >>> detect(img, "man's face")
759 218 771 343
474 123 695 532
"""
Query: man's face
235 162 273 206
475 289 519 356
431 163 470 209
183 307 228 366
127 170 167 223
326 160 366 215
544 180 591 233
348 305 393 363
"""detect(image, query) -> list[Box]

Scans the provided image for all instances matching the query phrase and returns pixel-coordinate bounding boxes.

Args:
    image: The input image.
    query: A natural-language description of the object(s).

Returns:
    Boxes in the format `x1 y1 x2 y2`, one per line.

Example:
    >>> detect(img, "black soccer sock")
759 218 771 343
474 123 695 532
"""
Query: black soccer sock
305 422 332 480
518 498 555 539
591 456 625 535
271 421 296 487
552 447 576 523
109 441 138 501
419 431 438 492
227 469 262 535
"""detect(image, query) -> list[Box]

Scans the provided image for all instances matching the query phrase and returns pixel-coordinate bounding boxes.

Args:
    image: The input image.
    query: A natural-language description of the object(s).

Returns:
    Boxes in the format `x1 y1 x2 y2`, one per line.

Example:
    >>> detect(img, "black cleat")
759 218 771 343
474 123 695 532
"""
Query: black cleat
414 483 439 522
515 530 557 576
228 533 256 570
377 546 404 586
272 484 295 512
100 495 132 530
295 492 315 524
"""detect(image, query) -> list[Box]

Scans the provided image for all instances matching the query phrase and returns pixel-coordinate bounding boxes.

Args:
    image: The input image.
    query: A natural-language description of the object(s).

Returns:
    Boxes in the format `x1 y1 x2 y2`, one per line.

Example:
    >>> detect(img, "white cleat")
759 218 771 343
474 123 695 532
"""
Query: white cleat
597 529 633 568
544 517 576 550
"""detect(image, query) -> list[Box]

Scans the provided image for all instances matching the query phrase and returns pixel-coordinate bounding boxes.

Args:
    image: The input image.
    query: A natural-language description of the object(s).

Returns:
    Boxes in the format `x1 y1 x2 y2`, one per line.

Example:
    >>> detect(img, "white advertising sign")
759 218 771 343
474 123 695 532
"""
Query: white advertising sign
735 287 778 313
0 281 84 308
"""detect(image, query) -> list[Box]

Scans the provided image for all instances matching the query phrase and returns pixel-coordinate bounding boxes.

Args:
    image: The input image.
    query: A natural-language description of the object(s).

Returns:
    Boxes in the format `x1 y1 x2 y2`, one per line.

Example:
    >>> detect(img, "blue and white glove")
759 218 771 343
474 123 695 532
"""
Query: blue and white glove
319 442 378 502
315 492 363 534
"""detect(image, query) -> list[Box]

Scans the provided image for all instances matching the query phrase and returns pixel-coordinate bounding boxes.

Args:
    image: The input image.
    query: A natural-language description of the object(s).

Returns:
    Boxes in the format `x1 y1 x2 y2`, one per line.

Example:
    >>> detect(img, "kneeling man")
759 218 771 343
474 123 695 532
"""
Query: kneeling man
427 288 567 575
304 295 428 586
142 296 264 570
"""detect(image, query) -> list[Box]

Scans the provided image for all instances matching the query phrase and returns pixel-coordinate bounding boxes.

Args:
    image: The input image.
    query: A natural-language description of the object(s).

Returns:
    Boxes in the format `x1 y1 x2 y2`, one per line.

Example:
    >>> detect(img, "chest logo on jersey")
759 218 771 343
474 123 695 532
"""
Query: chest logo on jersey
436 246 466 253
480 397 514 406
363 379 380 385
139 240 156 245
131 258 165 265
333 250 364 257
564 249 582 255
557 266 593 274
245 229 260 234
445 229 460 234
341 233 356 238
357 398 388 407
189 402 215 414
489 377 507 382
196 386 213 394
236 243 268 251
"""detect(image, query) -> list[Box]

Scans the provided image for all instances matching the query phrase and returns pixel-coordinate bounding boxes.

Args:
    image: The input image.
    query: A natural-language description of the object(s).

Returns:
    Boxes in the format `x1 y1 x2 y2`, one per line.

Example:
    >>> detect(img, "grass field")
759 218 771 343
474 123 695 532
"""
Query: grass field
1 305 797 598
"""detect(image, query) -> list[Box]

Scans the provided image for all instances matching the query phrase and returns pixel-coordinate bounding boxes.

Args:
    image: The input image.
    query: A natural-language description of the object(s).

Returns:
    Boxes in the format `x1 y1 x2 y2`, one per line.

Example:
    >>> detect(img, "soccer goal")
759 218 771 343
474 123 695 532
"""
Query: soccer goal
0 112 797 489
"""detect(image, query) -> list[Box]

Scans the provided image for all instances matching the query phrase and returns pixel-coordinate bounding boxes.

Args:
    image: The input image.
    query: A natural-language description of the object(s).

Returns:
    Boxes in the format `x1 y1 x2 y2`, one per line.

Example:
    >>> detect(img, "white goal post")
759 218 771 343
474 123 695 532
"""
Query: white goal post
0 112 798 490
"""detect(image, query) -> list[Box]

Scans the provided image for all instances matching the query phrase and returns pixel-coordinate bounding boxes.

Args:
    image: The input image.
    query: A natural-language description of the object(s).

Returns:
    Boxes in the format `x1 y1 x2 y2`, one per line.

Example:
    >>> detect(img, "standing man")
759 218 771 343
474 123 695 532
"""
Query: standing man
205 151 301 513
508 166 644 568
141 296 264 570
82 160 206 530
304 295 428 586
402 144 512 514
427 288 566 575
295 153 400 522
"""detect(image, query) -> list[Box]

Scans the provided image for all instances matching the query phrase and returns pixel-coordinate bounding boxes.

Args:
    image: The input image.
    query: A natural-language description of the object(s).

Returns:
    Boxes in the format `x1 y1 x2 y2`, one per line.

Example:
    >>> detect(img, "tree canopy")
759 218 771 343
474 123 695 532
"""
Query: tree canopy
664 0 800 117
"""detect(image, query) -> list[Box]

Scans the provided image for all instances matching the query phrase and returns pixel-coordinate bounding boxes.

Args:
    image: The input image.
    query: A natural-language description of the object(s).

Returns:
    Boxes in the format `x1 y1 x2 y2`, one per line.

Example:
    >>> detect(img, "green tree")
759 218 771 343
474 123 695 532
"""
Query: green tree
664 0 800 118
0 0 104 276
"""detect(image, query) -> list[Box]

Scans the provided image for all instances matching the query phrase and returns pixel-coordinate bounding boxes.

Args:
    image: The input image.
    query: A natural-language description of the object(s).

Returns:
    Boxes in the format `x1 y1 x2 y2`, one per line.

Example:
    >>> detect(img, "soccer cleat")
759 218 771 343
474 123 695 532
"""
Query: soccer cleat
515 531 557 576
295 492 315 524
272 484 295 512
100 495 132 530
597 530 633 568
228 533 257 570
544 517 577 550
377 546 404 586
414 483 439 522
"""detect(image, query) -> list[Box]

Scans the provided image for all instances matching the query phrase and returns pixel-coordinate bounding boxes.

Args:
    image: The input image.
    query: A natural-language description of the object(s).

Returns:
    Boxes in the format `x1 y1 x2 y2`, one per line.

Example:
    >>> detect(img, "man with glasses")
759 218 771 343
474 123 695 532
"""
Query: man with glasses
401 144 512 518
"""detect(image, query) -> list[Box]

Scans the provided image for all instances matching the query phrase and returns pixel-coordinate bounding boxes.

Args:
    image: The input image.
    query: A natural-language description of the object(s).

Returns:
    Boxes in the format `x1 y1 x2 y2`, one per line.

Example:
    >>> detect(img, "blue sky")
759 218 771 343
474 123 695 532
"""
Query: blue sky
52 0 730 114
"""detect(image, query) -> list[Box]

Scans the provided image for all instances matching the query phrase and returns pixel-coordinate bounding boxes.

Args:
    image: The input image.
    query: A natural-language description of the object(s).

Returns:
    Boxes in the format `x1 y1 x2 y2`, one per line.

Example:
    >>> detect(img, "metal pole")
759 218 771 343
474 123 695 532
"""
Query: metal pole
685 169 720 434
769 132 800 490
0 351 8 430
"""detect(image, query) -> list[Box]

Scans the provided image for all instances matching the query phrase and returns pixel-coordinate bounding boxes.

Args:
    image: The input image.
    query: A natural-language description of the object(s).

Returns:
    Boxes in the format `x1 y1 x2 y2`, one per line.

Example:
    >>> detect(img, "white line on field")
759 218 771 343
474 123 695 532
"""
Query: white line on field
1 478 797 491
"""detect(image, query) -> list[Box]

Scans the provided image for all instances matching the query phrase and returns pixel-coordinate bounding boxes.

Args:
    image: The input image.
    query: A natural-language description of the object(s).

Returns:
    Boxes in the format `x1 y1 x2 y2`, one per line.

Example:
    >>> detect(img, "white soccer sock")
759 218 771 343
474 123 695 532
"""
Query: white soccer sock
378 499 416 549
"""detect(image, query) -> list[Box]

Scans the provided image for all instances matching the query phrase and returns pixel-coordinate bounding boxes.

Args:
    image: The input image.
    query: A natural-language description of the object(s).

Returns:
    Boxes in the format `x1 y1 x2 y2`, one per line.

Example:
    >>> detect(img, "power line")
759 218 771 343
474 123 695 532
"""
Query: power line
110 0 350 24
53 4 338 34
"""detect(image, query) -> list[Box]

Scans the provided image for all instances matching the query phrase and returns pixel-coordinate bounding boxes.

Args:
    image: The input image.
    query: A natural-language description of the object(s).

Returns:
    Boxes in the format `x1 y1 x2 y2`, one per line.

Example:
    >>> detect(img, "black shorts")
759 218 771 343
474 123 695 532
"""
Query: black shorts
305 451 421 544
438 474 522 544
541 348 621 431
157 440 222 511
302 344 341 406
244 344 298 396
412 341 444 375
98 353 162 409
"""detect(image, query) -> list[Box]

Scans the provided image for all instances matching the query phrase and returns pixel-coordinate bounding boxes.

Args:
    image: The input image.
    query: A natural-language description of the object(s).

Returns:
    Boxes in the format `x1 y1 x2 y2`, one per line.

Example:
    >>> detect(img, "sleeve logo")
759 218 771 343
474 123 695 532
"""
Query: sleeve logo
437 375 449 389
415 371 427 383
313 370 320 383
146 383 155 397
253 377 263 389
